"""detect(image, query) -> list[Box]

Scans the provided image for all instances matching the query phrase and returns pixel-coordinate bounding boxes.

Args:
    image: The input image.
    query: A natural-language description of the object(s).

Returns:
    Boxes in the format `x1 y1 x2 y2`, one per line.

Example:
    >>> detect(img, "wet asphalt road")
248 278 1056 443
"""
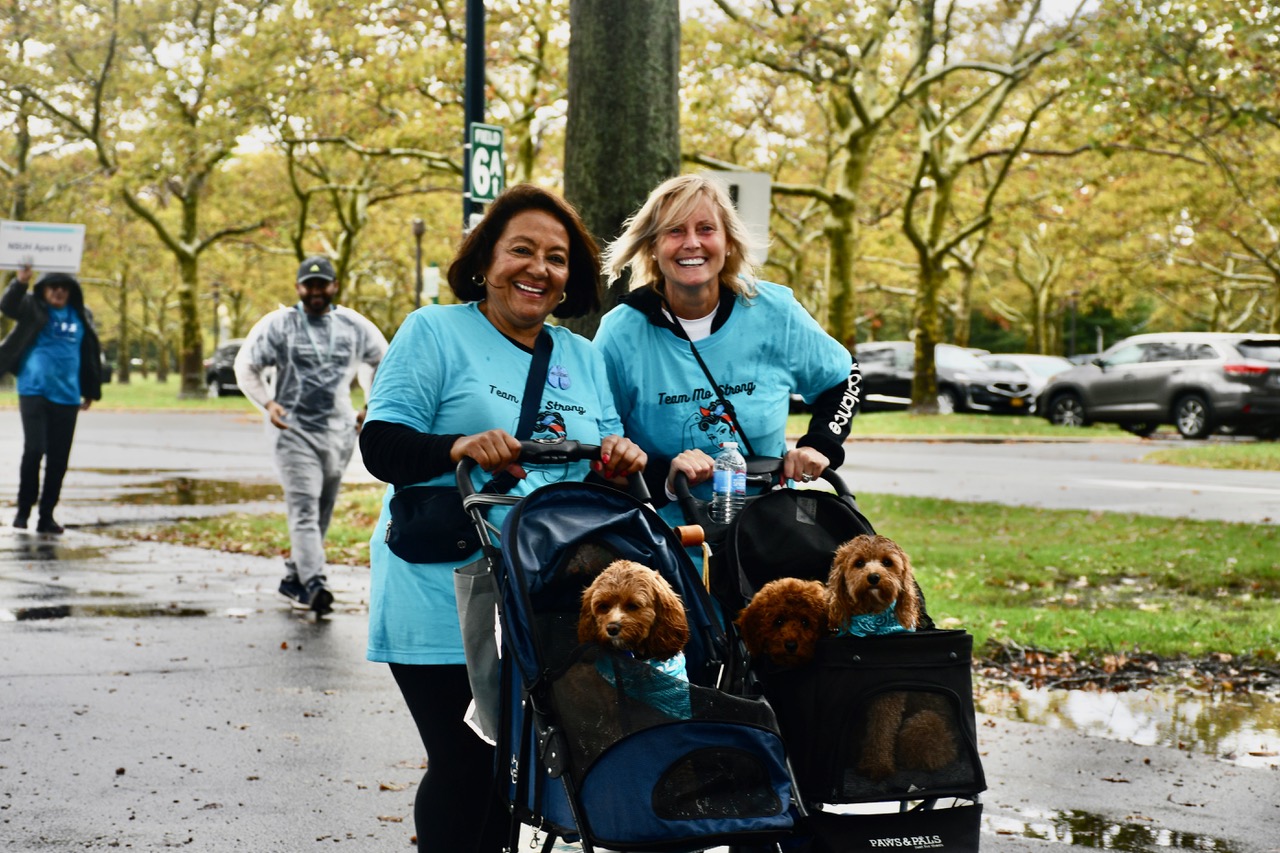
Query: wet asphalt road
1 409 1278 852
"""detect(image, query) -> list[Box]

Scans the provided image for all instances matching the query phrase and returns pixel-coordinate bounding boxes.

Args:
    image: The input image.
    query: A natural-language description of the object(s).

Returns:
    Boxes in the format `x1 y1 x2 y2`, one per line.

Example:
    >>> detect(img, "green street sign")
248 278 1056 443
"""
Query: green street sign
469 123 506 204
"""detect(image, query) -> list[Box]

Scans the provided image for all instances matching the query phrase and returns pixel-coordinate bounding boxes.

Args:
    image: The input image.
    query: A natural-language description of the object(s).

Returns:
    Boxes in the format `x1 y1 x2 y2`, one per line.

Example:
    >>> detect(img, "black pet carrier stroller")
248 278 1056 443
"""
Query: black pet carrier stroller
675 458 986 853
457 442 804 853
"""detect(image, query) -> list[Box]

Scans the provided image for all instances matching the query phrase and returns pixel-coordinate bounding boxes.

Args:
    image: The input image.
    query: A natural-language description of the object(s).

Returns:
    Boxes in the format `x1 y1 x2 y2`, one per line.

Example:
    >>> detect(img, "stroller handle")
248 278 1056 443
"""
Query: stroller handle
673 455 853 530
456 440 651 504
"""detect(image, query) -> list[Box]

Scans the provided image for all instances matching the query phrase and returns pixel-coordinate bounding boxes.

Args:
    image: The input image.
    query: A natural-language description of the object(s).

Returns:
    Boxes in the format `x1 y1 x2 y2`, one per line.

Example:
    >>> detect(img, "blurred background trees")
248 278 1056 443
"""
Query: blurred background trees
2 0 1276 396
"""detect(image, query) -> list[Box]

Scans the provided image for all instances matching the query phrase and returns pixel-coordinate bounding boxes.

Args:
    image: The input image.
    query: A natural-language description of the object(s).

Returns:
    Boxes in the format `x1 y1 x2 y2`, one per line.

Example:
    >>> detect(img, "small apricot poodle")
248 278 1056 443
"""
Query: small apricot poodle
826 534 921 634
736 578 830 668
577 559 689 663
827 535 957 780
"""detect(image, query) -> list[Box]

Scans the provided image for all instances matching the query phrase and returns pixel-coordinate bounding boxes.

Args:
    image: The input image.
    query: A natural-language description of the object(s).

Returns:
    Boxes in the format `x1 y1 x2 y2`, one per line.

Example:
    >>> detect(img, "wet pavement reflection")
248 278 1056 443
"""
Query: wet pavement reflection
976 678 1280 770
986 807 1241 851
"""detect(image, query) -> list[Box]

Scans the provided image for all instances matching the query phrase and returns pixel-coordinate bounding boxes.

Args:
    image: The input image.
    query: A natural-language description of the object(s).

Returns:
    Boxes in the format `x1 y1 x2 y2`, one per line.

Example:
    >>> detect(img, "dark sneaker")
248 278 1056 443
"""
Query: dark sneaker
278 576 310 607
306 578 333 615
36 517 64 535
13 509 30 529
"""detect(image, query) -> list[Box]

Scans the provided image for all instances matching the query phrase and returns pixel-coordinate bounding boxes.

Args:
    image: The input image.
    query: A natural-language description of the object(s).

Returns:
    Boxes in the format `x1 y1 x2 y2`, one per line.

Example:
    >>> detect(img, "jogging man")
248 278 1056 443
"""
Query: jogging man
235 256 388 614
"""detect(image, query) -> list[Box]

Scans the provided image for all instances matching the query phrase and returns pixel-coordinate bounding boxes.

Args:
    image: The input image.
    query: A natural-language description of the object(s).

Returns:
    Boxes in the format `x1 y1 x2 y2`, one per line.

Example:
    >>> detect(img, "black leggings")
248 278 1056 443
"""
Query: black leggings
389 663 507 853
17 395 80 518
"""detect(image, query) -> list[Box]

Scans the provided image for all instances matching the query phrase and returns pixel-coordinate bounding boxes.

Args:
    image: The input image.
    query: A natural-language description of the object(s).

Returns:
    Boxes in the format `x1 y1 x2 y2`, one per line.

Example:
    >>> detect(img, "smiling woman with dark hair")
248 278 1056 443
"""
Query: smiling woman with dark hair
0 264 102 534
358 183 645 853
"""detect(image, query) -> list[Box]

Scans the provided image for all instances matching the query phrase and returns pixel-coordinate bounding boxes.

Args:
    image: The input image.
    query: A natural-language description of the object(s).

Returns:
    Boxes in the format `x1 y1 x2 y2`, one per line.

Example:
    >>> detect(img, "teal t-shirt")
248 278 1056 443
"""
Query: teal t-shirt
17 305 83 405
593 280 852 527
365 303 624 665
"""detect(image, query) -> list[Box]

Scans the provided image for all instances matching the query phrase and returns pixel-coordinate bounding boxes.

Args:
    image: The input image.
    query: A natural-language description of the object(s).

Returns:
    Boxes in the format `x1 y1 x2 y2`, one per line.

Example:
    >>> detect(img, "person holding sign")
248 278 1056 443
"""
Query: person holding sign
1 263 103 533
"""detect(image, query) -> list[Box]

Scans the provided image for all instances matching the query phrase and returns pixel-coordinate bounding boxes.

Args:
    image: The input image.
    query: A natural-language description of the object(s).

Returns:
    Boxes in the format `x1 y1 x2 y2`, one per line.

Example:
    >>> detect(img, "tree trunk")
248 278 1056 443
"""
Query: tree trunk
562 0 680 338
116 270 131 384
177 253 204 398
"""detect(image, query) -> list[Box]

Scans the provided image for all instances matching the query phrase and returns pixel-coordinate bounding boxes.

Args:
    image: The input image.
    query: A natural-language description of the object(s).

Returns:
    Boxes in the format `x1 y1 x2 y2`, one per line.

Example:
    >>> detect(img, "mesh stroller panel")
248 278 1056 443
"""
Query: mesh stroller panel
548 645 795 847
760 631 986 805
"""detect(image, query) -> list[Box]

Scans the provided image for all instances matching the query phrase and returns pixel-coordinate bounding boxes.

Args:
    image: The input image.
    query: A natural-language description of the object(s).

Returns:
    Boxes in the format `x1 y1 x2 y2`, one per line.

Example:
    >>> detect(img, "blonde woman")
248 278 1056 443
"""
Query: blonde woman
594 174 860 527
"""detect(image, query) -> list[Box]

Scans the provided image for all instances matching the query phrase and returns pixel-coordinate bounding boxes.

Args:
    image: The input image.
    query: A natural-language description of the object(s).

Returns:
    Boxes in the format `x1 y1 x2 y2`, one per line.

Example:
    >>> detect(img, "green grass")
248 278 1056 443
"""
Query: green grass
0 375 365 411
1143 442 1280 472
109 484 1280 664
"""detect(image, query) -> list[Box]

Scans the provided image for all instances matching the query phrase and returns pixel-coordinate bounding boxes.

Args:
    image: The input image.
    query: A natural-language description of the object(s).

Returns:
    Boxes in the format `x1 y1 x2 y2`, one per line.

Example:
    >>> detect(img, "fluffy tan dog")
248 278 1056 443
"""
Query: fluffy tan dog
577 560 689 662
826 535 956 780
826 534 921 634
736 578 830 668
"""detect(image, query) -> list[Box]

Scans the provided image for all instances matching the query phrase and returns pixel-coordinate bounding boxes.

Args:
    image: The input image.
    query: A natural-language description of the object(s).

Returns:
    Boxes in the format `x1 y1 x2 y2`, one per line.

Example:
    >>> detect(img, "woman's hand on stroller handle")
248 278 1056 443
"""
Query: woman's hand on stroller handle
455 440 651 502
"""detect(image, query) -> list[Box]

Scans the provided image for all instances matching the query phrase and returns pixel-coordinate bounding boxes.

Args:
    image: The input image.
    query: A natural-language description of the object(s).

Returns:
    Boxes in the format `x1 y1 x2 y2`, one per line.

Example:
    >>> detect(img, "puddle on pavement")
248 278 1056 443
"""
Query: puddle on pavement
3 540 110 562
108 478 282 506
2 602 210 620
986 806 1241 851
977 678 1280 769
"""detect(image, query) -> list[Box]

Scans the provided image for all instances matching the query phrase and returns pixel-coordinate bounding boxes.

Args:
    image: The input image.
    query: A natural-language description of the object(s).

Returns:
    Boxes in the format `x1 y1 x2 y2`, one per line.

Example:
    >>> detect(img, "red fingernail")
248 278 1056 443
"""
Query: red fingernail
601 453 610 464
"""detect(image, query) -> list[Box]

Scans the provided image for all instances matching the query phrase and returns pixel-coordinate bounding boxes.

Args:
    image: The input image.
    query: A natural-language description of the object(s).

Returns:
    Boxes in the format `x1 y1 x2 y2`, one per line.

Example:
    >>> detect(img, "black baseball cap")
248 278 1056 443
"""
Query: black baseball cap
296 256 337 283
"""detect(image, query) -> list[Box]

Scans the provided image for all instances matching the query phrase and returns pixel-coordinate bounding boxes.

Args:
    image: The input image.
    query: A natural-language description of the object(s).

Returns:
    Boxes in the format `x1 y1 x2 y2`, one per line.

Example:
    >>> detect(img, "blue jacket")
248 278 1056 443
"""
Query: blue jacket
0 274 103 401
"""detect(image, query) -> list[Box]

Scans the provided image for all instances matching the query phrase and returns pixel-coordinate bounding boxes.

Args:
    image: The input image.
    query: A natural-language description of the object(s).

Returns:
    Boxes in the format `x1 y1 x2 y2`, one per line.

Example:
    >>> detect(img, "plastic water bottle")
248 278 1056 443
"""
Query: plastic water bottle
709 441 747 524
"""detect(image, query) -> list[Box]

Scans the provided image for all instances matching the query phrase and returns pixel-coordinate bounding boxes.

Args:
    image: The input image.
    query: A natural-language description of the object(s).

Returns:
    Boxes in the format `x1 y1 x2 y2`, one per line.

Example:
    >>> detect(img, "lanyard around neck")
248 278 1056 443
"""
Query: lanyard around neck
296 303 335 363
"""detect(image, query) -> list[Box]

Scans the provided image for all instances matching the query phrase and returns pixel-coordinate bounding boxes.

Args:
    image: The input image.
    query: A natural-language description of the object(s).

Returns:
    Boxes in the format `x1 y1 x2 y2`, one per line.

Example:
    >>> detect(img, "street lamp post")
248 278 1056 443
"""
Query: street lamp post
412 218 425 310
211 280 221 348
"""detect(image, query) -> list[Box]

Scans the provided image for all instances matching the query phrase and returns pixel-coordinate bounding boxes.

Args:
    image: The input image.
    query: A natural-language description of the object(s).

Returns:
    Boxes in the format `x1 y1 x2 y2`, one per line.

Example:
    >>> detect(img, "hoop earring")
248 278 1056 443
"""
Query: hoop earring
559 292 567 304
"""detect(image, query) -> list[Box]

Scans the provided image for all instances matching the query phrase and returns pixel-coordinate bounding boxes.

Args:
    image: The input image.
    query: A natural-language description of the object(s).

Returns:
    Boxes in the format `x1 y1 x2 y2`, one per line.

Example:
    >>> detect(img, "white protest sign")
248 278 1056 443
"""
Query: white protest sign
0 220 87 273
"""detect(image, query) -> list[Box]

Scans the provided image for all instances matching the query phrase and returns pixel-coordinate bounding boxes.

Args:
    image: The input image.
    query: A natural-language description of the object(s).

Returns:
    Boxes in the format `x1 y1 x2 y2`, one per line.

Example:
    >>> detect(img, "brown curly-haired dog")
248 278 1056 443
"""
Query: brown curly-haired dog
577 560 689 662
826 534 921 633
736 578 830 668
827 535 956 780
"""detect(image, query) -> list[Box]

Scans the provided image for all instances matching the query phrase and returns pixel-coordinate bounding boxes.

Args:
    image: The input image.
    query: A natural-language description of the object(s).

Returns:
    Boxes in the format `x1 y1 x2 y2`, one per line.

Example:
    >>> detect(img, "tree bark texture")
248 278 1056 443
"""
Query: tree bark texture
563 0 680 337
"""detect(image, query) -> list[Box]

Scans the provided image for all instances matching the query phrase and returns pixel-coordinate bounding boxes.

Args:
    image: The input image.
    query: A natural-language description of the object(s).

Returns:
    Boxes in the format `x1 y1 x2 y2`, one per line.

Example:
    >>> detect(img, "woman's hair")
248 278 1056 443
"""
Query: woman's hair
446 184 602 319
602 173 759 298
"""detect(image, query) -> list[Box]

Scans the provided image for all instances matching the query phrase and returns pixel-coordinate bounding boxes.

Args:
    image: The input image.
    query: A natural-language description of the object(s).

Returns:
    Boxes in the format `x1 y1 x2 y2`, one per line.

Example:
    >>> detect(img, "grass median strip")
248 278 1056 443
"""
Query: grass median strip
113 485 1280 664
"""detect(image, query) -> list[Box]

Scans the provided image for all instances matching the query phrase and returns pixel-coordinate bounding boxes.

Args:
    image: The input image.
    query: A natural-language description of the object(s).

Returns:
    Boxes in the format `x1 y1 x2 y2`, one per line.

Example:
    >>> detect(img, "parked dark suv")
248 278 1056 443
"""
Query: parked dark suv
854 341 1034 414
204 338 245 397
1036 332 1280 439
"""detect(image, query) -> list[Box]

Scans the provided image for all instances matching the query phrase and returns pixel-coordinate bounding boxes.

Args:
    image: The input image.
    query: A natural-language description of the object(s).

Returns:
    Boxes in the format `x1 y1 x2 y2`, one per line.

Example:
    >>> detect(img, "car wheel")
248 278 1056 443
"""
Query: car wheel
1121 422 1158 438
936 387 959 415
1048 392 1088 427
1174 394 1214 440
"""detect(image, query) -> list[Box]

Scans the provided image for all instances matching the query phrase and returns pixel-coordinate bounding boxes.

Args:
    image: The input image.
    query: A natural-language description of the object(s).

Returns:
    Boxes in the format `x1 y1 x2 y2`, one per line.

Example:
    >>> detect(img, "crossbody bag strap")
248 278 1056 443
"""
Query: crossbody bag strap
483 329 553 494
514 328 552 439
658 296 756 456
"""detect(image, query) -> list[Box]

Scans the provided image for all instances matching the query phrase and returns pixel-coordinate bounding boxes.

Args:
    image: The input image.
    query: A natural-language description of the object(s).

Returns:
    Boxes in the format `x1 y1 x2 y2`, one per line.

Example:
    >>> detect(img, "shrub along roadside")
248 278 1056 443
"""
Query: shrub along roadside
112 485 1280 665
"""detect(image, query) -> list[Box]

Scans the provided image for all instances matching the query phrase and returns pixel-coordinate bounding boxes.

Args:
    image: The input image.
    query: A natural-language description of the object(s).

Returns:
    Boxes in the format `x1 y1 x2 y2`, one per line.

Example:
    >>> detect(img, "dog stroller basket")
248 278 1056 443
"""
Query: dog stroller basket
458 442 802 853
677 458 985 852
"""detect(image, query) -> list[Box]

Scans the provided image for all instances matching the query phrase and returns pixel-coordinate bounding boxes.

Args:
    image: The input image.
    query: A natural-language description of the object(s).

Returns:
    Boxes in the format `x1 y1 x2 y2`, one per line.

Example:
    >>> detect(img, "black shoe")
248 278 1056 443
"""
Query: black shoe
305 578 333 615
278 576 310 607
36 517 64 535
13 509 30 529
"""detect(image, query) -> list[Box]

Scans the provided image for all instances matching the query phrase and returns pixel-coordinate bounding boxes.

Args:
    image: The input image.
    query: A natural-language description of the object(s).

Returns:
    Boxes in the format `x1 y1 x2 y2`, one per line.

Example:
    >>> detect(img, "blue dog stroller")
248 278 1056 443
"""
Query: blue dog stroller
676 458 986 853
457 442 804 853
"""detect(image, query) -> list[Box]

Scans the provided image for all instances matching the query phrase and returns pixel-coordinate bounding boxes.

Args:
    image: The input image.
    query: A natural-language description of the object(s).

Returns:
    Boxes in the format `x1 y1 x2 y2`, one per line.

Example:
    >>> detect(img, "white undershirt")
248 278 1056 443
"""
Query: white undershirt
661 306 716 342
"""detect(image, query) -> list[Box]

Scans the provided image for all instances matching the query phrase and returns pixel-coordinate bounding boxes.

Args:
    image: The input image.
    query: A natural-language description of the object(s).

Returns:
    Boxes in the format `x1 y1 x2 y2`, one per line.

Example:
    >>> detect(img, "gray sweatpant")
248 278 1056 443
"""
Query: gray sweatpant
274 426 356 585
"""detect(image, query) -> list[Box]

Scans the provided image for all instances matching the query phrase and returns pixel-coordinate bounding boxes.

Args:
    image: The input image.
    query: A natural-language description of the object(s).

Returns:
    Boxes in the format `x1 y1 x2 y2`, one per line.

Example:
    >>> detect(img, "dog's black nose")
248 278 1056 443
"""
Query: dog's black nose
785 640 797 652
606 623 621 637
868 573 881 585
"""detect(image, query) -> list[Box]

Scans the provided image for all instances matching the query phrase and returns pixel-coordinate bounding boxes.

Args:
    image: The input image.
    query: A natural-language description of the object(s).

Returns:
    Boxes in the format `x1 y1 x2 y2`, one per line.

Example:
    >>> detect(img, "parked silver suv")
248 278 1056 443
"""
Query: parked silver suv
1037 332 1280 439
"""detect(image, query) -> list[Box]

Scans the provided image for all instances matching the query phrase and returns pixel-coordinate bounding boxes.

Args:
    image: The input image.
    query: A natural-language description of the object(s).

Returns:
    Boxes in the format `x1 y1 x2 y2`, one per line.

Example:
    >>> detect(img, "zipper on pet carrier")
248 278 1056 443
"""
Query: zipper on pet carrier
384 519 392 543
